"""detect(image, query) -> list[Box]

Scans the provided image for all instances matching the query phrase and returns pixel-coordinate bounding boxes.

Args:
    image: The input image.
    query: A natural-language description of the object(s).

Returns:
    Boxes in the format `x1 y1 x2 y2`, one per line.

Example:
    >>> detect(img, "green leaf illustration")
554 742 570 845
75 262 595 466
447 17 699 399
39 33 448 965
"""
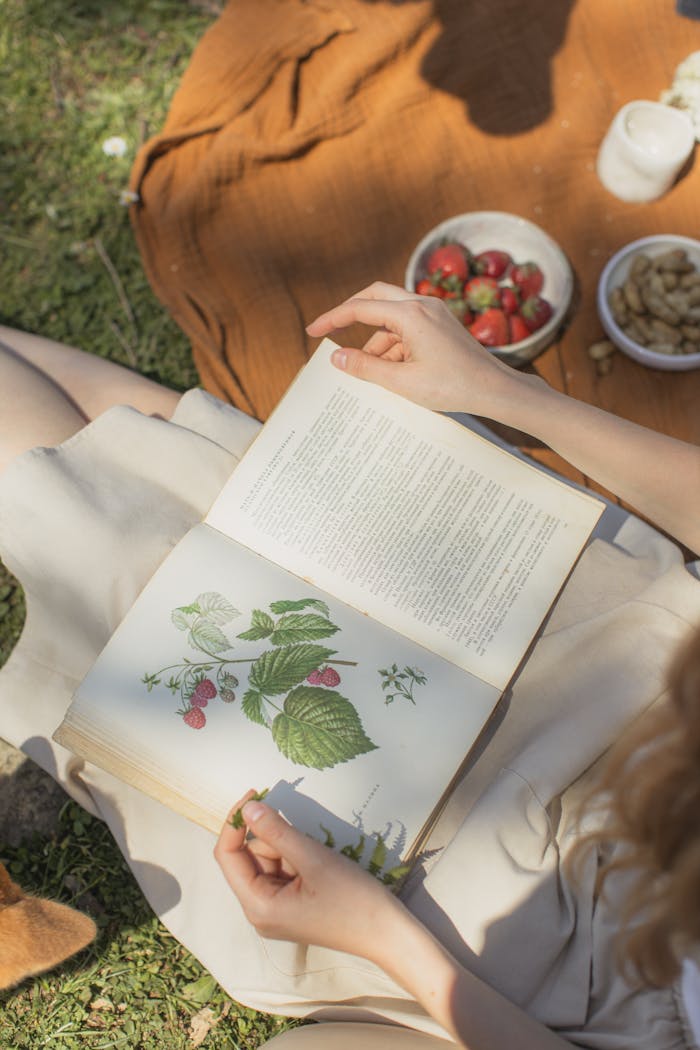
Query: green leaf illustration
249 644 336 695
270 613 340 646
270 598 331 619
242 689 267 726
320 824 336 849
368 835 387 876
196 591 240 624
340 836 365 862
188 619 232 653
271 685 377 769
171 605 199 631
382 863 412 886
237 608 275 641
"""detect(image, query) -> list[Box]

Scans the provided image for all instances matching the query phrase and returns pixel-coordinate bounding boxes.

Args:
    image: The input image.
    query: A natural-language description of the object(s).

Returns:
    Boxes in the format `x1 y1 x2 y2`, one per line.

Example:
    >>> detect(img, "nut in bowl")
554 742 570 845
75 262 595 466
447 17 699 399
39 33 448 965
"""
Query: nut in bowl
597 235 700 371
404 211 574 366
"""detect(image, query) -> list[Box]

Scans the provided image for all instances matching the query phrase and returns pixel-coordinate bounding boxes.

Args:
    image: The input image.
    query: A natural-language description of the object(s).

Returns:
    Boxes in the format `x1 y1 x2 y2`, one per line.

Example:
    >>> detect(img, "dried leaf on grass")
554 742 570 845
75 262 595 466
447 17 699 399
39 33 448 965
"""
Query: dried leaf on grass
189 1006 219 1047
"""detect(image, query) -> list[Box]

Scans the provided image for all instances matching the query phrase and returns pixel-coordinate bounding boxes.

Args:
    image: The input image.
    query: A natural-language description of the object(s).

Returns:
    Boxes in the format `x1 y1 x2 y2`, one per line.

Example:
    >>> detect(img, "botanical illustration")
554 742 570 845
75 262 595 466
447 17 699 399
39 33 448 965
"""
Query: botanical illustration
378 663 427 705
141 592 378 770
319 825 411 888
228 791 411 887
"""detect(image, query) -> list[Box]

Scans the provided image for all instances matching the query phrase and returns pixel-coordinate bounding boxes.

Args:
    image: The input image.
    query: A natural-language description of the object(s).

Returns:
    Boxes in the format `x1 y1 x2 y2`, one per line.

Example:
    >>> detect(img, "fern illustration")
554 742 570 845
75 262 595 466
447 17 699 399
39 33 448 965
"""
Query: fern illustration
319 826 412 888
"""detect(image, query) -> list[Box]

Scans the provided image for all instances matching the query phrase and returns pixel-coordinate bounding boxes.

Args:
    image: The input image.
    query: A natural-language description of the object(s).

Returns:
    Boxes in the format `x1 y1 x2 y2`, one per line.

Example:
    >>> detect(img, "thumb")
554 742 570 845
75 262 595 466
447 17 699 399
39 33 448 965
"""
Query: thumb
331 347 400 391
242 801 324 868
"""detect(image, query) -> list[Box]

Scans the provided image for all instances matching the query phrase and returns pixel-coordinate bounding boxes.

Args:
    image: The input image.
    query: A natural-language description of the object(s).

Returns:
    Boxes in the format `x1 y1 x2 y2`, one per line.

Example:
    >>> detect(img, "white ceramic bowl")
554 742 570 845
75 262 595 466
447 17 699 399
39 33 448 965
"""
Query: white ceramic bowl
404 210 574 366
597 234 700 371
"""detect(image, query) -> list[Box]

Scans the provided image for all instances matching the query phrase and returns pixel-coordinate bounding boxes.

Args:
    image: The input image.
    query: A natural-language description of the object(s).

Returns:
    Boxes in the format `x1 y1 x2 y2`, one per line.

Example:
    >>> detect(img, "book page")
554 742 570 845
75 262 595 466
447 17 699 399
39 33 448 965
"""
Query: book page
59 525 500 864
206 341 604 690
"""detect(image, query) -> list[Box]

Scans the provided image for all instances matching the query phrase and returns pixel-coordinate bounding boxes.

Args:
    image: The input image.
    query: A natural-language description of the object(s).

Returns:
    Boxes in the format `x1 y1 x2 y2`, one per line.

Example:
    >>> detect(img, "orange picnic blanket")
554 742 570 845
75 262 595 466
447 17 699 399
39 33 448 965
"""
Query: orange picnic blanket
129 0 699 420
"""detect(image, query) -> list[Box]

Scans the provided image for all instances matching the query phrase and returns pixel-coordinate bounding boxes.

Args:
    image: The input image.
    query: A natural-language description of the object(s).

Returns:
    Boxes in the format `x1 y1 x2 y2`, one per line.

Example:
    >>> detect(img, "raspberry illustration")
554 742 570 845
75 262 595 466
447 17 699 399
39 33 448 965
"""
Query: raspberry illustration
183 706 206 729
306 669 324 685
320 667 341 687
191 678 217 707
220 688 236 703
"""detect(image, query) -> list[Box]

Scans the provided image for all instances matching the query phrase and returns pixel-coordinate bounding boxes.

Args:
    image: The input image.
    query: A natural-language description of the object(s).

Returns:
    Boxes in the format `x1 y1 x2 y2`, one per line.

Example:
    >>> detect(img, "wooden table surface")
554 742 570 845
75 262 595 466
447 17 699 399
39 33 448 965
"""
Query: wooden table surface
436 0 700 502
133 0 699 505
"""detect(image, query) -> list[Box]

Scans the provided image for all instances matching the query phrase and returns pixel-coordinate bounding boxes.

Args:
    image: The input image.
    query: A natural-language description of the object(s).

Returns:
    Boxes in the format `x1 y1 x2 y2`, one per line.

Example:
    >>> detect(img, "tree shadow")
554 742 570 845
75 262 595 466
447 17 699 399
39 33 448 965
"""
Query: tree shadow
421 0 578 135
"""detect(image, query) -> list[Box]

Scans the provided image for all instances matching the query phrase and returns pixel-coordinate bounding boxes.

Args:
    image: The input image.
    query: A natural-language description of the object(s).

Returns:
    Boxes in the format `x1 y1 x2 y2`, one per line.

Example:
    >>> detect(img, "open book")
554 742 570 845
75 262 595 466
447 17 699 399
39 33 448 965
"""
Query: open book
55 340 604 875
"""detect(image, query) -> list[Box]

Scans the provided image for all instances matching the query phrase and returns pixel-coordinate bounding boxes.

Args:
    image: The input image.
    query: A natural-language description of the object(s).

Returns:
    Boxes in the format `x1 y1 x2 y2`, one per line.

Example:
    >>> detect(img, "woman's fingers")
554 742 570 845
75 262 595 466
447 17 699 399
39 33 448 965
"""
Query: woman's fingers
217 802 322 894
341 281 417 304
306 287 421 339
306 299 402 338
239 802 323 870
215 825 259 893
362 329 402 359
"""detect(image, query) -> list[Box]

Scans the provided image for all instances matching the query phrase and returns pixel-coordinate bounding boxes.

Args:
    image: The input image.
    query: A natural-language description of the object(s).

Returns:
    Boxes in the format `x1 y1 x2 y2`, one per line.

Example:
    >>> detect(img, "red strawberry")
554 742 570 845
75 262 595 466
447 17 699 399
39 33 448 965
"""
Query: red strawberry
500 286 520 316
520 296 553 333
469 308 509 347
320 667 341 687
474 250 512 280
510 262 544 299
444 298 474 325
306 669 324 685
508 314 531 344
426 243 470 282
183 706 206 729
415 278 445 298
464 276 501 312
191 678 217 707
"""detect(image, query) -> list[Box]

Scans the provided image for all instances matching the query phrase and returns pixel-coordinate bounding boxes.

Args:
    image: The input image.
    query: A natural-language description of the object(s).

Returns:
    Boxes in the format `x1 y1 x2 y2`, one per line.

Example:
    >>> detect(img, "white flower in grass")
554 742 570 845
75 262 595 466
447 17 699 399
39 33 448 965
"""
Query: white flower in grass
119 189 140 207
102 136 128 157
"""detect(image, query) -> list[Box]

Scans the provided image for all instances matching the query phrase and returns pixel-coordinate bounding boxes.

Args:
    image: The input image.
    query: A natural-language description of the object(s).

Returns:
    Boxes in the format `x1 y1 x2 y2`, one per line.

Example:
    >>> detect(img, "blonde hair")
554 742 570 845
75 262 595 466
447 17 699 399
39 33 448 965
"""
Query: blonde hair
577 626 700 987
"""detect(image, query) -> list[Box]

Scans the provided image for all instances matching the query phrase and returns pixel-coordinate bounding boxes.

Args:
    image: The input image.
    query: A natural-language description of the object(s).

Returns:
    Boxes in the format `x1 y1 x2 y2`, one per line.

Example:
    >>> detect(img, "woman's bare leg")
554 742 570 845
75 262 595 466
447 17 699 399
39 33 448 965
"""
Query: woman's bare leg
0 327 183 474
0 326 182 421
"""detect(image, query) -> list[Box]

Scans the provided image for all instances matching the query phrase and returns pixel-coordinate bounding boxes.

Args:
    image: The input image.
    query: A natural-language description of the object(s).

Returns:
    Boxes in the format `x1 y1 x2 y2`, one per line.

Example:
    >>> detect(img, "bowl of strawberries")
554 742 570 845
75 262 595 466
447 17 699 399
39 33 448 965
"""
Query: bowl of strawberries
405 211 574 365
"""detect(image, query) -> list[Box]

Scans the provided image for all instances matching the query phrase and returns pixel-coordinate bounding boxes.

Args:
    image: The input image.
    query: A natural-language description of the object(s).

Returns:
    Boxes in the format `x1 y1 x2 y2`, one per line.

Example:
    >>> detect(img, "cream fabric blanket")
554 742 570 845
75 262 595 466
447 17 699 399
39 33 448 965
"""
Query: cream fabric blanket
0 393 698 1048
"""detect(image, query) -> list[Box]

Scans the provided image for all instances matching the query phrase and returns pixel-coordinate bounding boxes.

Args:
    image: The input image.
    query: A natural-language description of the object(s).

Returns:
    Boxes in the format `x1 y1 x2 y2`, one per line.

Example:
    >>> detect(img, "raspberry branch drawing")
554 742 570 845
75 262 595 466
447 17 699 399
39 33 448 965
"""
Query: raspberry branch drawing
141 592 378 770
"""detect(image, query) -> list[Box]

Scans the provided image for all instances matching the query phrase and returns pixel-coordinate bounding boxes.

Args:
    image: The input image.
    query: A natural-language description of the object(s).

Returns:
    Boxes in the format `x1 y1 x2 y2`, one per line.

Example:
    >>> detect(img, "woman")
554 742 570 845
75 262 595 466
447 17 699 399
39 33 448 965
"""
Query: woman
1 285 699 1047
214 290 700 1050
215 616 700 1050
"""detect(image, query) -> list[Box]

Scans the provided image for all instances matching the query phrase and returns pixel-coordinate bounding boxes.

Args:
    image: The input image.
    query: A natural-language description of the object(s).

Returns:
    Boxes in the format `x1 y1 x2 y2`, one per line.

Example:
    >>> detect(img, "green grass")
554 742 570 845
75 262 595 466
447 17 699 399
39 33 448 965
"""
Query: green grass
0 3 303 1045
0 802 297 1049
0 563 25 669
0 0 202 386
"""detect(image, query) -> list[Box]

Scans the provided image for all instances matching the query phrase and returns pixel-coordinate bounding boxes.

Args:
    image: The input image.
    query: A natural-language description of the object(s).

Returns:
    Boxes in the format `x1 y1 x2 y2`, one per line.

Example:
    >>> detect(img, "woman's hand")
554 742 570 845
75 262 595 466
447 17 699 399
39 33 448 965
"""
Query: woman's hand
214 792 406 961
305 281 540 417
307 281 700 554
215 793 574 1050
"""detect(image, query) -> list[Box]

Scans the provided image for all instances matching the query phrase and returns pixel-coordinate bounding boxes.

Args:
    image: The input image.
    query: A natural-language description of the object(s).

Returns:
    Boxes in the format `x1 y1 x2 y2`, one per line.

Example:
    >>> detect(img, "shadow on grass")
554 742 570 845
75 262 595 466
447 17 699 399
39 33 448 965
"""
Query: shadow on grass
0 776 299 1048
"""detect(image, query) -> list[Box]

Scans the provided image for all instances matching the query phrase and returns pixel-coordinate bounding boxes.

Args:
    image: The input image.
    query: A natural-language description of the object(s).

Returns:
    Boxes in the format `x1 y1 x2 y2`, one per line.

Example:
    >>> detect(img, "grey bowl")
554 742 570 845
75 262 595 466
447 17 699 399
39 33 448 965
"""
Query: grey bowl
597 234 700 371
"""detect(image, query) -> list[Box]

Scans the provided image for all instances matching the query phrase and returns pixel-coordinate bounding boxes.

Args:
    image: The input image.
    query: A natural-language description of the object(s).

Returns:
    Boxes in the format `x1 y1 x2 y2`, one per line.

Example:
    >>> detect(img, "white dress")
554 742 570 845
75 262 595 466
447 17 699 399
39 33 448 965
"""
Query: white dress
683 962 700 1046
1 388 698 1049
